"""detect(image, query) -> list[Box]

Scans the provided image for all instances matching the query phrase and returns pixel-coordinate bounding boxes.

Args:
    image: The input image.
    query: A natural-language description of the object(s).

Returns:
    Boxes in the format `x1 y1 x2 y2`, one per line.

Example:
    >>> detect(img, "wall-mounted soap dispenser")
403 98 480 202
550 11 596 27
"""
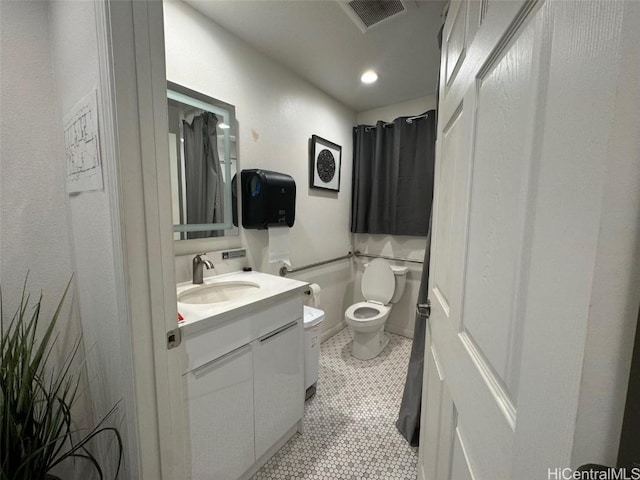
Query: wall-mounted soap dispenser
238 169 296 229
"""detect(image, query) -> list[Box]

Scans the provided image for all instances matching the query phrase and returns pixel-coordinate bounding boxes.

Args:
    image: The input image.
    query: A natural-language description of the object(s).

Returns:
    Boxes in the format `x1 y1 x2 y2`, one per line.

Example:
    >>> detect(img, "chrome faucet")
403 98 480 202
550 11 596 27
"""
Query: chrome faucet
192 253 214 284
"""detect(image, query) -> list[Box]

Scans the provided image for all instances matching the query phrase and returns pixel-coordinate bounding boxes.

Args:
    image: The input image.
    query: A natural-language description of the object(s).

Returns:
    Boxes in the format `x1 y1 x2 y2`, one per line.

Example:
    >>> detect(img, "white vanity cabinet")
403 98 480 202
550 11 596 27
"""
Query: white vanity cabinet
180 291 305 480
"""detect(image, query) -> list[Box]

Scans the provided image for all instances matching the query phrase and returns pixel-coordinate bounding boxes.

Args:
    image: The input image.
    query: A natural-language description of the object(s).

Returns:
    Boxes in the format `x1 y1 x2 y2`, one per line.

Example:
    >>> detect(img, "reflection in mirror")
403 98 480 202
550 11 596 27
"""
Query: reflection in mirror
167 82 238 240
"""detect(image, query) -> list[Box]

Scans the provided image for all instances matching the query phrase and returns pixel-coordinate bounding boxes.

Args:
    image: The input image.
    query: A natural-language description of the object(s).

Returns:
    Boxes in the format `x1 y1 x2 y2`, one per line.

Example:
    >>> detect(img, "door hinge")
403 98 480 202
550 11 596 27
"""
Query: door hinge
167 328 182 349
416 299 431 318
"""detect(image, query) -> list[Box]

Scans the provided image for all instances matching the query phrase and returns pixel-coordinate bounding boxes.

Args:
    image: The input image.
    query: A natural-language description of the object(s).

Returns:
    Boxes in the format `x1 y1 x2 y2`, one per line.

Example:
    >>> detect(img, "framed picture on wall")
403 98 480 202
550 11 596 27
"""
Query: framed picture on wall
310 135 342 192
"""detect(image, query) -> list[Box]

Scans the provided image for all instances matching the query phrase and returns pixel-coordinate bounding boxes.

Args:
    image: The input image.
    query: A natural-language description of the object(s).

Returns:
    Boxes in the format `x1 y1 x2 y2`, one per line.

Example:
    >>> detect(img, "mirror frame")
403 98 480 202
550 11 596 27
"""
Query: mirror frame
167 81 242 255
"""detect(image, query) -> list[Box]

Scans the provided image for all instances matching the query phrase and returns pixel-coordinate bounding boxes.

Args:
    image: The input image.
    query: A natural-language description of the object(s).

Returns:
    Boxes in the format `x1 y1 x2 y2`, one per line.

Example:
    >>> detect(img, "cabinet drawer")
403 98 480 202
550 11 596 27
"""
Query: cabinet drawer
182 295 303 375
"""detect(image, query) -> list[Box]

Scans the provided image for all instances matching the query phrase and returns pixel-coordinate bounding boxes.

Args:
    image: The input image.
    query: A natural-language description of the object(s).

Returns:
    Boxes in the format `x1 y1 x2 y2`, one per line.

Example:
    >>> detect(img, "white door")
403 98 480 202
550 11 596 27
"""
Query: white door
419 1 634 479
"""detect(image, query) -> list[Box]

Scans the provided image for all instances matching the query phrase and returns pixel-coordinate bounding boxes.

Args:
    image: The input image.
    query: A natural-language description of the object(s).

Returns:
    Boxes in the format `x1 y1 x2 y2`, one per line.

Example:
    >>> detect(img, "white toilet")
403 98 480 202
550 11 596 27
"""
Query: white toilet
345 258 409 360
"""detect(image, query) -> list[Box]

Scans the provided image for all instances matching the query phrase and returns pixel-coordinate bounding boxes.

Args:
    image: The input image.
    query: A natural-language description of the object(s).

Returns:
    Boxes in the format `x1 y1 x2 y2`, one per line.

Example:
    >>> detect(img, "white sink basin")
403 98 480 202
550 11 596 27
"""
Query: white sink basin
178 280 261 305
175 271 309 328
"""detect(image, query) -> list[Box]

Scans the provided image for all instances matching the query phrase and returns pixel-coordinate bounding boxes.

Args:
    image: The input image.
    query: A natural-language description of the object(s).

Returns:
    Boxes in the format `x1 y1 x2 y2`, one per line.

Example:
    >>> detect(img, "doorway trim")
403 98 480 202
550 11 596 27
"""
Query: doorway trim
103 1 185 477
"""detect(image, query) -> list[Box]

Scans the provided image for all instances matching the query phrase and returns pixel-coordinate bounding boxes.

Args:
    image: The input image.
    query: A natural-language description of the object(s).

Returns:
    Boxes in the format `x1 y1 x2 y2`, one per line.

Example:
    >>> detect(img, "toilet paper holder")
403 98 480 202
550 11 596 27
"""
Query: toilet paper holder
303 283 322 309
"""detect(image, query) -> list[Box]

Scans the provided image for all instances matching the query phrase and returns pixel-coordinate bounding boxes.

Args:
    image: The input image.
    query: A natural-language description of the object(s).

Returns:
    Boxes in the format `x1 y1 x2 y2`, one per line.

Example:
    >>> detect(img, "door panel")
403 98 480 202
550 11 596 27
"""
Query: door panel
420 1 634 478
465 1 481 47
451 429 474 480
445 1 467 87
421 347 445 480
432 106 464 314
431 304 514 478
419 344 457 480
435 387 456 480
461 16 537 405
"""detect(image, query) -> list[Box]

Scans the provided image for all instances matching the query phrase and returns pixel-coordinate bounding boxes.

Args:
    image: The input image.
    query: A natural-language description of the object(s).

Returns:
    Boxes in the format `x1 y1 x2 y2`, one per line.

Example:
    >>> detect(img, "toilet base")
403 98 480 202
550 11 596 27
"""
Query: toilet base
351 330 390 360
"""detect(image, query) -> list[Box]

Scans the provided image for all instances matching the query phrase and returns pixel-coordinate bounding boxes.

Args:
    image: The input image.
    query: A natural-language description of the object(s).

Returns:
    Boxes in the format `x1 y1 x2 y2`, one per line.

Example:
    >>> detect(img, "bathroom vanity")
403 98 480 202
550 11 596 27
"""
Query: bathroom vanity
177 271 308 480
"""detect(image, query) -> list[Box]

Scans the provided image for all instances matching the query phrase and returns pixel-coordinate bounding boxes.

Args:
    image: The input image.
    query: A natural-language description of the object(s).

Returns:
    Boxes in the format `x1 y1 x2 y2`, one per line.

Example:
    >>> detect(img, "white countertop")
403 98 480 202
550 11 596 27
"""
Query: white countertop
176 270 308 331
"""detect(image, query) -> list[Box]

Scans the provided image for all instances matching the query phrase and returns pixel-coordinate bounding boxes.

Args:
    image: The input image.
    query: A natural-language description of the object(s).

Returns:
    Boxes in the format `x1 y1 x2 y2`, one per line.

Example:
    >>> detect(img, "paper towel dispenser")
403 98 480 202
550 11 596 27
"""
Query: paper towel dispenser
238 169 296 229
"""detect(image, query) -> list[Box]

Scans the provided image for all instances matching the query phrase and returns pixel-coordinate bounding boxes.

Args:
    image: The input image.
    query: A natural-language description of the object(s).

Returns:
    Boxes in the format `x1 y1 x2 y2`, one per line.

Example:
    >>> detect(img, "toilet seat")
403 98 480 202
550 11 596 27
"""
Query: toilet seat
361 258 395 304
345 301 390 323
344 259 399 360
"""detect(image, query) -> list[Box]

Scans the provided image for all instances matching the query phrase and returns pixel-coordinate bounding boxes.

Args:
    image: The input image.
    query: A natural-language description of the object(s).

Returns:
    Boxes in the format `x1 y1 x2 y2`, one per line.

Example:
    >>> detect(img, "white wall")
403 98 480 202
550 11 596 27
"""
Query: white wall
0 2 91 478
0 0 74 322
352 95 438 338
47 1 137 476
165 0 356 337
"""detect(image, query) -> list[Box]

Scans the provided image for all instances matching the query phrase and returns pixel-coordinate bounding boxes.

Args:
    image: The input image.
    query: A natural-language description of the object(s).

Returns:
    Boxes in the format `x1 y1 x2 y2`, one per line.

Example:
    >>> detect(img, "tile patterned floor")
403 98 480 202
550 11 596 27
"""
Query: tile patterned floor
251 327 418 480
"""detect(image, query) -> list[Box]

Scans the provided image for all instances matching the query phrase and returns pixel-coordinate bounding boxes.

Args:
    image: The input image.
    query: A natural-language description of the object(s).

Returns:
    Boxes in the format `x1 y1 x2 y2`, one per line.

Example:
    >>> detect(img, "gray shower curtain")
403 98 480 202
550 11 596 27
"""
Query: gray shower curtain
183 112 224 239
351 111 435 236
396 215 432 446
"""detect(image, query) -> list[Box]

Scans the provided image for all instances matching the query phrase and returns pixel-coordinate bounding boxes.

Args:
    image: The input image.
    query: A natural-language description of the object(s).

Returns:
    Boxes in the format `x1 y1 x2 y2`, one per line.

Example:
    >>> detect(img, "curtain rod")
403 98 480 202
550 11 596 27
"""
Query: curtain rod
361 112 431 131
406 112 431 123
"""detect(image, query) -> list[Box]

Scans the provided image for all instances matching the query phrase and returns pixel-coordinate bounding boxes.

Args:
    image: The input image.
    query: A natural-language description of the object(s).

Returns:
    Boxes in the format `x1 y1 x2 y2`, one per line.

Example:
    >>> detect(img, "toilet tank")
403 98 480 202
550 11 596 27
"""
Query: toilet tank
389 265 409 304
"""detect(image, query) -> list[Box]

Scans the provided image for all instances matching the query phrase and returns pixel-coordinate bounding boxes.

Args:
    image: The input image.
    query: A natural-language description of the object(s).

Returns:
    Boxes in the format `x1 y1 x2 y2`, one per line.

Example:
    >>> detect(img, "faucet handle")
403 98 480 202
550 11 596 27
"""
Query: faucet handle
193 253 214 269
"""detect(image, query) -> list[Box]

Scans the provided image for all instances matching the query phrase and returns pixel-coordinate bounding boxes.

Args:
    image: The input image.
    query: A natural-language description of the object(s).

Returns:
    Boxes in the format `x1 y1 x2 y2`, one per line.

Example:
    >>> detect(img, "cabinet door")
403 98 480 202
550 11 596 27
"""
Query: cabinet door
253 320 304 459
185 344 254 480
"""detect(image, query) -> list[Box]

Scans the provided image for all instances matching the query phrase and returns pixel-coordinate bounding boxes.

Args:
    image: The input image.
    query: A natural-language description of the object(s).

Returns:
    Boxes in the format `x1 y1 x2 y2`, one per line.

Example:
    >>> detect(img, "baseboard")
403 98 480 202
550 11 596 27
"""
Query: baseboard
321 321 347 343
386 323 414 339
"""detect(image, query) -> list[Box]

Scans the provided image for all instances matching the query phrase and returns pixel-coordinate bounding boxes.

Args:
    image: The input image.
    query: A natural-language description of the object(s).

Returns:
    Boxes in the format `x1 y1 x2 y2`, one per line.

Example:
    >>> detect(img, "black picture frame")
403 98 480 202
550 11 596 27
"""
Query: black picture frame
310 135 342 192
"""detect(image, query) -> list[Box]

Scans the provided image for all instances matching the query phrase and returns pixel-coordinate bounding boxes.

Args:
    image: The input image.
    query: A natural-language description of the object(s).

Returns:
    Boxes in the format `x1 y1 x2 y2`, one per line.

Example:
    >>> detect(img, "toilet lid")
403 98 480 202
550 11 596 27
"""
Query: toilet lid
361 258 395 304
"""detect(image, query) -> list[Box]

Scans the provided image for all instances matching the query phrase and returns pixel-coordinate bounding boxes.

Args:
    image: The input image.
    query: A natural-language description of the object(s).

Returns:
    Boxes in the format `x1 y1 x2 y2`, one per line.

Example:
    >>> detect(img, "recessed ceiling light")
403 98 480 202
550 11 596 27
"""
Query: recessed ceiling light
218 123 230 130
361 70 378 84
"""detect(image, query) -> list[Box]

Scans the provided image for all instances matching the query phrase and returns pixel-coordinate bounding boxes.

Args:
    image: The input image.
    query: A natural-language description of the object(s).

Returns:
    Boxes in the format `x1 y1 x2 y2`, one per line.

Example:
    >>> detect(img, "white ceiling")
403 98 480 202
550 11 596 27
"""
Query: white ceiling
183 0 446 113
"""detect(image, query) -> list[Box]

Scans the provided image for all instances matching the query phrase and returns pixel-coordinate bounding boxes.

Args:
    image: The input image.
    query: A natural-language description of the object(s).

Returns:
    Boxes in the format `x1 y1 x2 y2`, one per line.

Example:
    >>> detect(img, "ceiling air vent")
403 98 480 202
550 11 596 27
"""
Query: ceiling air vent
338 0 411 33
347 0 405 28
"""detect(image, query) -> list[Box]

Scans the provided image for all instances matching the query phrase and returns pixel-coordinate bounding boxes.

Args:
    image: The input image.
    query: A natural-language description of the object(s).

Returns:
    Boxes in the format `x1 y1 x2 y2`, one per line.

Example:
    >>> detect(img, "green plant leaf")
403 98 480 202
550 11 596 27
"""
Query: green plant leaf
1 276 123 480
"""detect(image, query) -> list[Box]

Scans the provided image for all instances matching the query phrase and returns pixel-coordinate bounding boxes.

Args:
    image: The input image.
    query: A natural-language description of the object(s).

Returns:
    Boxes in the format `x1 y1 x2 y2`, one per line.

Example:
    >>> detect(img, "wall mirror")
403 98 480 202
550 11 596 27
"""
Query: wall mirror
167 82 239 252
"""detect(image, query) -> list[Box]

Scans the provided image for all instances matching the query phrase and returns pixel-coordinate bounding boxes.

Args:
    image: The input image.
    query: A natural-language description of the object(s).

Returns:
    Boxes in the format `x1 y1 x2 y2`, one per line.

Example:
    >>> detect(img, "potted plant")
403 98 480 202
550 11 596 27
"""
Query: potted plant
1 279 122 479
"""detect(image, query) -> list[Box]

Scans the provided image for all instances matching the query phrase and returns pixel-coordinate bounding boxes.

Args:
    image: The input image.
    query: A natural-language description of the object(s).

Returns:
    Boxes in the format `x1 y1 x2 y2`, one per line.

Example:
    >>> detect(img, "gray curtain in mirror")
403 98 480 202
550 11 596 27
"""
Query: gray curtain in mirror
351 111 436 236
183 112 224 239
